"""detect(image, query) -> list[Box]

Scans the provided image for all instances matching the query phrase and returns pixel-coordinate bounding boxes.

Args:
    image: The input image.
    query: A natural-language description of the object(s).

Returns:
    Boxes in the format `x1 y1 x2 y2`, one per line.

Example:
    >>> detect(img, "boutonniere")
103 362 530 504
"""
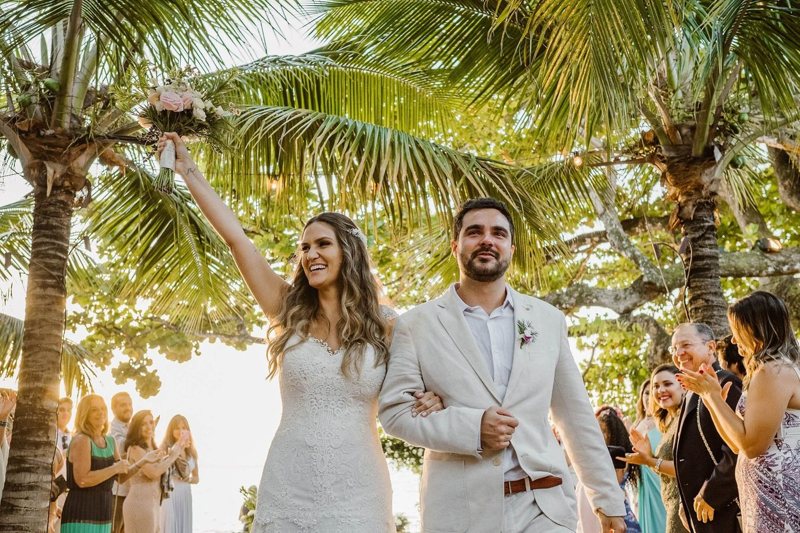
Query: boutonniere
517 320 538 349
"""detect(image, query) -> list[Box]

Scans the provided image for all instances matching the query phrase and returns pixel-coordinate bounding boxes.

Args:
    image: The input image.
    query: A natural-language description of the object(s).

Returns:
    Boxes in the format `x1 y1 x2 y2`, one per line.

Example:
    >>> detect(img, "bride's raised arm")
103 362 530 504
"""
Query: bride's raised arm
157 132 288 318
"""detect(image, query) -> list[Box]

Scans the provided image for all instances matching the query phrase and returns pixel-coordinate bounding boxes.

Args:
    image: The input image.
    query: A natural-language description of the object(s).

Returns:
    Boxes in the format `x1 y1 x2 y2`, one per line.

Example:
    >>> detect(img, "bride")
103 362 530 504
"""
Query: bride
158 134 442 532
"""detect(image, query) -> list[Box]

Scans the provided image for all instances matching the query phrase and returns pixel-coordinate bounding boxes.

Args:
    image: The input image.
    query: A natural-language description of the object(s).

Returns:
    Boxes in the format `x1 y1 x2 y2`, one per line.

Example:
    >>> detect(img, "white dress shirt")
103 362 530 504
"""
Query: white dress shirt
451 284 527 481
109 418 129 497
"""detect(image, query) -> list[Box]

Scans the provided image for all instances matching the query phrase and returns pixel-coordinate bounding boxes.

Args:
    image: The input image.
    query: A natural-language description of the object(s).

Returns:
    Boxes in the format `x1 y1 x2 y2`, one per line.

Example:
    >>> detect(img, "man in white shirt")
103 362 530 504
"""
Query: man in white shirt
56 397 73 455
380 198 627 532
109 392 133 533
52 396 73 530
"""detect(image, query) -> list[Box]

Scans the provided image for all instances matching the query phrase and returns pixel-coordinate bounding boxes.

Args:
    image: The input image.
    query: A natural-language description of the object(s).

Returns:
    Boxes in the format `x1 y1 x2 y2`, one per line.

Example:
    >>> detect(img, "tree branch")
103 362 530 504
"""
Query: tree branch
542 247 800 314
587 138 662 284
618 314 672 367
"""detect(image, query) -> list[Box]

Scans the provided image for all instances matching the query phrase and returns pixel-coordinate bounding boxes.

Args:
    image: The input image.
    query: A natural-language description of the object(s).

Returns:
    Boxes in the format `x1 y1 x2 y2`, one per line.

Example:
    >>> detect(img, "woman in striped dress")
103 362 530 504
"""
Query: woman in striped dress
61 395 161 533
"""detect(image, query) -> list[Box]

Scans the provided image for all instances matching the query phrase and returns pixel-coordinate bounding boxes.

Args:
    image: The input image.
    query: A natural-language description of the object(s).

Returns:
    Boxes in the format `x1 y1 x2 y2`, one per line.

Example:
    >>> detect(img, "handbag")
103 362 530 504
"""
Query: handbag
159 466 174 504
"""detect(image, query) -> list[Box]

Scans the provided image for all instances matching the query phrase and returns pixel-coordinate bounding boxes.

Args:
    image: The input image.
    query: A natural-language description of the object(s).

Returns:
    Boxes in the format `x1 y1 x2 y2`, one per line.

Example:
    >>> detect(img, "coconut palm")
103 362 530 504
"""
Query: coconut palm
311 0 800 334
0 1 560 528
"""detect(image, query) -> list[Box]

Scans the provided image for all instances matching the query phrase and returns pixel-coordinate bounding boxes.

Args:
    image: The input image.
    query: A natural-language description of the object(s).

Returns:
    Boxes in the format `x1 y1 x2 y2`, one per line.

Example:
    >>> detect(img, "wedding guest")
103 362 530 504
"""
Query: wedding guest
0 388 16 499
57 397 74 453
109 392 133 533
716 335 746 381
160 415 199 533
157 133 441 532
60 394 159 533
577 406 640 532
122 410 187 533
632 378 667 533
52 396 74 530
625 365 689 533
49 446 65 533
678 291 800 533
670 323 742 533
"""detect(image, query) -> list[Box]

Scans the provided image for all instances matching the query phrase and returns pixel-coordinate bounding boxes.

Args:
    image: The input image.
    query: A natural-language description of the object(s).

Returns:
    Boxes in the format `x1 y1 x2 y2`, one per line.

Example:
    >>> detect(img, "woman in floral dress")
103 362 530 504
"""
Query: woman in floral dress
679 291 800 533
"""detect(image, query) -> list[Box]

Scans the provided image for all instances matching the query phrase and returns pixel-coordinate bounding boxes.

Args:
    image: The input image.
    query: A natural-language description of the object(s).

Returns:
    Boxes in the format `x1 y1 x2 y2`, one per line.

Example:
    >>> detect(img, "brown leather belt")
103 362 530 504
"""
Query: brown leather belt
503 475 562 496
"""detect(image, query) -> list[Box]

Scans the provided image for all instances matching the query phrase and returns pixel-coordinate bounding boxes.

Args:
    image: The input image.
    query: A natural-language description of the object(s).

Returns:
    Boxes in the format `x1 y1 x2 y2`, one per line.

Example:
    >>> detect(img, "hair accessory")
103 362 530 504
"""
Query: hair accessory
348 227 368 245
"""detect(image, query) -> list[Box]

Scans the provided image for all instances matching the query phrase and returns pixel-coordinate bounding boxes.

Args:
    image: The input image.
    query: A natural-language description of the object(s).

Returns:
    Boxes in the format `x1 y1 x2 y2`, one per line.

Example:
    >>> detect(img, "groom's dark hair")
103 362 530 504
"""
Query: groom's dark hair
453 198 515 244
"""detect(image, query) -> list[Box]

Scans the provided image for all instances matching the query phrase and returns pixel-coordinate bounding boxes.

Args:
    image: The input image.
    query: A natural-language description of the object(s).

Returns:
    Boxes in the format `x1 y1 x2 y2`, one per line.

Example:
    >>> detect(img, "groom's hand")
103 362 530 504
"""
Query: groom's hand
480 407 518 452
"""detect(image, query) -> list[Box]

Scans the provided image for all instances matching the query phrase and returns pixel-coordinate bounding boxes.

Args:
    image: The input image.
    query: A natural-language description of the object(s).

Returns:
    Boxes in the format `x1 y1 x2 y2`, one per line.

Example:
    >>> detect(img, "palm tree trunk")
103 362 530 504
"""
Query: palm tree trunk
0 185 74 531
678 199 730 337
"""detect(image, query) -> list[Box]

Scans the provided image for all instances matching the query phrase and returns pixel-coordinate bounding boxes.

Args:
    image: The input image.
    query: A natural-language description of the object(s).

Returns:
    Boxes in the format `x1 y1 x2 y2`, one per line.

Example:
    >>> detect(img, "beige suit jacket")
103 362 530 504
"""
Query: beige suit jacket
379 287 626 532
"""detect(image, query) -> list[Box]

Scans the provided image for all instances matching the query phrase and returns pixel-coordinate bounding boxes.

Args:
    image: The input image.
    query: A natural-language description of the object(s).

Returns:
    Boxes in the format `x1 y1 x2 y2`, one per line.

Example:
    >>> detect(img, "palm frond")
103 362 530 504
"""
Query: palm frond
0 0 297 75
309 0 537 105
0 197 103 289
0 312 96 395
201 104 573 272
204 51 457 140
721 144 769 211
83 155 254 333
0 198 32 283
706 0 800 119
517 0 676 151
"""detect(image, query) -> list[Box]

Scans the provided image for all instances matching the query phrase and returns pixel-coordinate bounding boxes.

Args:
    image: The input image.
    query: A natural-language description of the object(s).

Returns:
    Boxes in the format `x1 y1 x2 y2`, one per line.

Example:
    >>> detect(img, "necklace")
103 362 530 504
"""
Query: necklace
309 336 342 356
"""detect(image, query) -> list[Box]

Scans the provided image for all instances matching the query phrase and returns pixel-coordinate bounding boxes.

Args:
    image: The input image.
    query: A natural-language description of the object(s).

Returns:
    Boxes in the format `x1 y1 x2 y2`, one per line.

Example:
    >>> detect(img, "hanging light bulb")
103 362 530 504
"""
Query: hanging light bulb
572 153 584 167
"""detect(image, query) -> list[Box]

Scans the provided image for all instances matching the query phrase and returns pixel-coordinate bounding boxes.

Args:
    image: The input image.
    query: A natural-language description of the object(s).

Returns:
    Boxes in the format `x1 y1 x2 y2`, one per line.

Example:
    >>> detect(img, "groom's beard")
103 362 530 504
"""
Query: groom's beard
461 247 510 282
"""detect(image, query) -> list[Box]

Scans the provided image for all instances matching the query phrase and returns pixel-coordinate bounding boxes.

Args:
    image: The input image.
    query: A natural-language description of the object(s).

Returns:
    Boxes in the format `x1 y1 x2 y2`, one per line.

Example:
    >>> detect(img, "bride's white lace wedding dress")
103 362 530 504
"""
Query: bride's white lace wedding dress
252 335 396 532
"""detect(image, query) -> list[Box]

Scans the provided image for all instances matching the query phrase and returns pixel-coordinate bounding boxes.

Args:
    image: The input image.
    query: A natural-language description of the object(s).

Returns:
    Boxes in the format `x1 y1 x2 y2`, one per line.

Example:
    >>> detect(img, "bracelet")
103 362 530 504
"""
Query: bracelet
654 458 664 472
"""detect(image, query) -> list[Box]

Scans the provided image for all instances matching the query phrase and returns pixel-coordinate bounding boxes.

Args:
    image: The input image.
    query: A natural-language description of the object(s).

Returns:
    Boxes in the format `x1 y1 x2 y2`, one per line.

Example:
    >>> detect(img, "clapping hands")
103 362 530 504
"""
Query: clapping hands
622 427 653 466
676 363 733 400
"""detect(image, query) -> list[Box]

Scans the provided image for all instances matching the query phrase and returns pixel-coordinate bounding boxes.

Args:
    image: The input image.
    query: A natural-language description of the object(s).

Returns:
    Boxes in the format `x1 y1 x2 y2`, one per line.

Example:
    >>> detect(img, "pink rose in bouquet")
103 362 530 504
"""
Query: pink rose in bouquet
181 92 195 109
140 68 233 193
159 91 186 112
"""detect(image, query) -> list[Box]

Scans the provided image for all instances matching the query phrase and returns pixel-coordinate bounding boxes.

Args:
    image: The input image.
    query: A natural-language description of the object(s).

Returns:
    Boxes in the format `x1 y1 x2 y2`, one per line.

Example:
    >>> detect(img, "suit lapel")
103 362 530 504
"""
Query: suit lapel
504 290 535 400
675 392 699 450
436 289 502 404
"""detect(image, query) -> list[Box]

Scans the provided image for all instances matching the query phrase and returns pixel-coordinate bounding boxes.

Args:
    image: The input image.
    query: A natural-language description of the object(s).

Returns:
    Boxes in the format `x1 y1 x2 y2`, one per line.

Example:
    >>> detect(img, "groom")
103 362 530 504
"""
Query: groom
380 198 626 532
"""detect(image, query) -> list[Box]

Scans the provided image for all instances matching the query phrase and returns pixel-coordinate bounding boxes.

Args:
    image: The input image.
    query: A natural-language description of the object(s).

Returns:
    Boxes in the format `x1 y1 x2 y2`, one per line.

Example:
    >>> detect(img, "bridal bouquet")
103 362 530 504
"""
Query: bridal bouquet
139 69 232 192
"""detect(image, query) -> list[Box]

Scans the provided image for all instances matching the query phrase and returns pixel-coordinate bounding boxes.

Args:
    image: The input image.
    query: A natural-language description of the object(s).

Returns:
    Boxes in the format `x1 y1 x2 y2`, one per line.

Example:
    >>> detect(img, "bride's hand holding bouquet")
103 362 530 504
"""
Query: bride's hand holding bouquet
140 68 232 193
157 132 194 178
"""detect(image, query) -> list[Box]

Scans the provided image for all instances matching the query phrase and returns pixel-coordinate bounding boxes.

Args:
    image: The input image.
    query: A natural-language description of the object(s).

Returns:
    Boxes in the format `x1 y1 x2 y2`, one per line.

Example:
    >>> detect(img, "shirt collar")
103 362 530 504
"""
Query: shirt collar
450 283 514 315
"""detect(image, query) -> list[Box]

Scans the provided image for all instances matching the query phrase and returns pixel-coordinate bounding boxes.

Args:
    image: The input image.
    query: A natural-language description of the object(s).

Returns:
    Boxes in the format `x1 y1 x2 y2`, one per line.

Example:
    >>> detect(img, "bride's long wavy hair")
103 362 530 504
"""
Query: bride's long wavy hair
266 212 390 379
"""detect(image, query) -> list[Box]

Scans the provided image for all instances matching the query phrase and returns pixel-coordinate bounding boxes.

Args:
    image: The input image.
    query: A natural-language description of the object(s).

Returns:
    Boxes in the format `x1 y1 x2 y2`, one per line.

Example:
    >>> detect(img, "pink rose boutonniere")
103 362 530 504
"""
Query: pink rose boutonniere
517 320 538 349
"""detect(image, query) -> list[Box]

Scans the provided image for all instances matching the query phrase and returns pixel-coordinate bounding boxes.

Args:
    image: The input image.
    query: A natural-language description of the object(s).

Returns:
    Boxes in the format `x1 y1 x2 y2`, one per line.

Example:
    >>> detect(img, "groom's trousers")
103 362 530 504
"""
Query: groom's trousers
503 490 574 533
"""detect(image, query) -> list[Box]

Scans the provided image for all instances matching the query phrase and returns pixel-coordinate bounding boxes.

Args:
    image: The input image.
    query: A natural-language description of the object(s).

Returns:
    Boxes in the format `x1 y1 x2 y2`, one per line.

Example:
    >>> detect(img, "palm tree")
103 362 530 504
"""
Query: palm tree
0 1 554 528
311 0 800 334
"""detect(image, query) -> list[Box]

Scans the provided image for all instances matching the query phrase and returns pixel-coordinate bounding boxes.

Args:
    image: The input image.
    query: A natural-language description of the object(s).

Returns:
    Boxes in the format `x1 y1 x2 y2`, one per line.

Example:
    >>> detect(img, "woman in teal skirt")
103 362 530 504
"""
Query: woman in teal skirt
631 379 667 532
61 394 160 533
